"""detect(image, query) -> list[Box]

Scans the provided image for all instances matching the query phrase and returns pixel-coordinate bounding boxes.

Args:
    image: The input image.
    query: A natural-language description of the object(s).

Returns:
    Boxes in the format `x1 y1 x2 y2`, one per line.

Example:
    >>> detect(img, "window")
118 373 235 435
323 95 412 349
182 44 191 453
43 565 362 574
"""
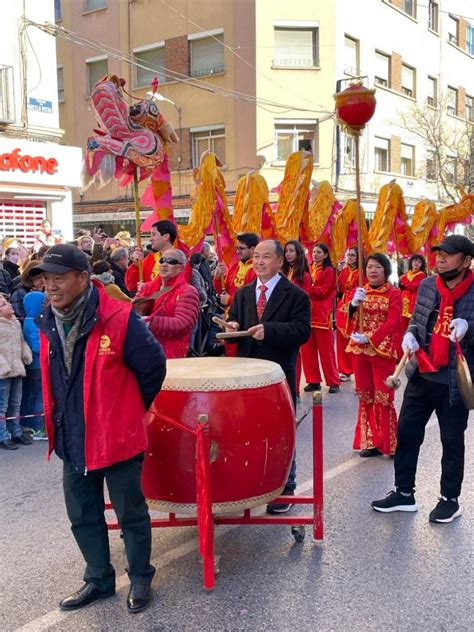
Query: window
343 134 356 170
428 1 438 32
55 0 62 21
274 121 319 162
134 46 165 88
402 0 416 18
427 76 437 106
467 26 474 56
0 64 15 123
86 58 108 95
447 86 457 116
374 137 390 172
57 66 64 102
85 0 107 11
273 27 319 67
190 34 224 77
448 15 459 45
466 95 474 122
426 149 437 181
445 157 457 184
191 126 225 167
402 64 415 97
401 143 415 176
344 36 359 76
374 51 390 87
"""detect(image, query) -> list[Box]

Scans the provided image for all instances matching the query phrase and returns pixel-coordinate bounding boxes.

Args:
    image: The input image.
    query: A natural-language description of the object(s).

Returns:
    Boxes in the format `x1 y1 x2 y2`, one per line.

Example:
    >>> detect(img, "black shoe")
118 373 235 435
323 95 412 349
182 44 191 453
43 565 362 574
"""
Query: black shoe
429 497 462 524
0 439 18 450
266 487 295 514
12 434 33 445
371 490 418 513
127 583 152 614
359 448 382 457
304 383 321 392
328 385 340 393
59 582 115 611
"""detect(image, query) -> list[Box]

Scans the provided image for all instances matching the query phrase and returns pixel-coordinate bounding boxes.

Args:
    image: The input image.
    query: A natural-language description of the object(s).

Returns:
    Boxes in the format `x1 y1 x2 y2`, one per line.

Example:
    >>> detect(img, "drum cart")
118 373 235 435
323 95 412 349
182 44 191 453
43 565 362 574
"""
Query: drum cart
106 396 323 591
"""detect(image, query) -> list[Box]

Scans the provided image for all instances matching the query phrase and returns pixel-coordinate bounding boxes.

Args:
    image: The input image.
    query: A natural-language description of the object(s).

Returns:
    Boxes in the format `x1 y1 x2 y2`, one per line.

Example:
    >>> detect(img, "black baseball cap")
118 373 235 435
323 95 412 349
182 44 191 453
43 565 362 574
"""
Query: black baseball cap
431 235 474 257
32 244 91 275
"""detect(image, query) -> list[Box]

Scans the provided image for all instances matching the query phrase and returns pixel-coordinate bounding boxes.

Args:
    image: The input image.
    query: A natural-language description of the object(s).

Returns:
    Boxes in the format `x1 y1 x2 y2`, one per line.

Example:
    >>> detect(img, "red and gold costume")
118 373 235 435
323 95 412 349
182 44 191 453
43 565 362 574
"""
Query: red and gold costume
399 270 426 331
213 259 256 309
345 283 402 455
285 268 311 391
335 265 359 375
301 263 339 386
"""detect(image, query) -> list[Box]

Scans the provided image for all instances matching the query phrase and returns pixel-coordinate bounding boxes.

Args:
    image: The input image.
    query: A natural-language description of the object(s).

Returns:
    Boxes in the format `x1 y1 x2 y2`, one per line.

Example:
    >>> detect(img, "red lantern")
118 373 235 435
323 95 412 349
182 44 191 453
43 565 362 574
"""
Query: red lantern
334 83 376 133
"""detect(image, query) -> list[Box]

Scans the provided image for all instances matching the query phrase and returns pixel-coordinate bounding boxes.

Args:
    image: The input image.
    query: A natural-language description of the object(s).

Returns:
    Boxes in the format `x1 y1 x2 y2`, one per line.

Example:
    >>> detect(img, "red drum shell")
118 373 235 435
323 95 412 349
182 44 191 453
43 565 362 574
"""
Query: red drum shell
142 360 295 513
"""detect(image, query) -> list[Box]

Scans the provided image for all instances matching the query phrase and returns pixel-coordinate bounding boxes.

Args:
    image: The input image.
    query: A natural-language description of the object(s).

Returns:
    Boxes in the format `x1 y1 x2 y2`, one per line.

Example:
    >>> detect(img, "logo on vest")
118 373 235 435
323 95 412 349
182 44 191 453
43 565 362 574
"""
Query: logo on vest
98 334 114 355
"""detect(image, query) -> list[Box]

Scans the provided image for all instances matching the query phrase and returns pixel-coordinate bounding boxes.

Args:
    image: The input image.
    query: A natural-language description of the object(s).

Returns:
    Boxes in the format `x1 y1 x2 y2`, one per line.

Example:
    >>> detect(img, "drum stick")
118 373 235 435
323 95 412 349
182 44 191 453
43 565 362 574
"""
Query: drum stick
216 330 254 339
212 315 232 329
385 350 410 390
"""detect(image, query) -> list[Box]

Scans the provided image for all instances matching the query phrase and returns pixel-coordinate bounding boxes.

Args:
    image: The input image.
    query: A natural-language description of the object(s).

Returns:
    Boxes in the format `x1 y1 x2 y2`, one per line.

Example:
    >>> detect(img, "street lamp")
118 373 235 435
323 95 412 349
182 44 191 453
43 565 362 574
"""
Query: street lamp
147 91 183 195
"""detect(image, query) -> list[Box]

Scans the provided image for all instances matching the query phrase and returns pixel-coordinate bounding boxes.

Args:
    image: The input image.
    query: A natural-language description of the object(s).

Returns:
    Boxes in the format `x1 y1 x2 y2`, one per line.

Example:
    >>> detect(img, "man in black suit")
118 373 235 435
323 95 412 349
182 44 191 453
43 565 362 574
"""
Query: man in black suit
227 240 311 513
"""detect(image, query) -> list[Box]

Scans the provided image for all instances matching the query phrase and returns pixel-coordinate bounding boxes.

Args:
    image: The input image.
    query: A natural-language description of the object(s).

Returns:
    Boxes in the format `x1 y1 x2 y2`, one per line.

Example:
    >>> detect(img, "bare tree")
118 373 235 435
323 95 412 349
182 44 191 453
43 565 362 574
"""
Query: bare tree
398 96 473 203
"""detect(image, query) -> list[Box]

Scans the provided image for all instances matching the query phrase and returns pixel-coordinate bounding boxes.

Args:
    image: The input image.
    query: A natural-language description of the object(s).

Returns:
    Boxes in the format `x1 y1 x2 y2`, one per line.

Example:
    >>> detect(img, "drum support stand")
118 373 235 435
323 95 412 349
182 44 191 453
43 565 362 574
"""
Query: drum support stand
106 400 324 591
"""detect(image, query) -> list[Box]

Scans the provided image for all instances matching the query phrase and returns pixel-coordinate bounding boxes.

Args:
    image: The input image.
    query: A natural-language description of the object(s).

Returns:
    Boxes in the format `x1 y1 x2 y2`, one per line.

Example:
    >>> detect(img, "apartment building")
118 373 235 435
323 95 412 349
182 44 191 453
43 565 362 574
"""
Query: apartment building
54 0 474 234
0 0 82 245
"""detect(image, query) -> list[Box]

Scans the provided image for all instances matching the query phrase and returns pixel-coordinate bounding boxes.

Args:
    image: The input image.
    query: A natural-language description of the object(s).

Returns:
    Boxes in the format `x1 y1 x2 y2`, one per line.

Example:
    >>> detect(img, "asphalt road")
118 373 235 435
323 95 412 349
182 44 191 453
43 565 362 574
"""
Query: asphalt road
1 378 473 632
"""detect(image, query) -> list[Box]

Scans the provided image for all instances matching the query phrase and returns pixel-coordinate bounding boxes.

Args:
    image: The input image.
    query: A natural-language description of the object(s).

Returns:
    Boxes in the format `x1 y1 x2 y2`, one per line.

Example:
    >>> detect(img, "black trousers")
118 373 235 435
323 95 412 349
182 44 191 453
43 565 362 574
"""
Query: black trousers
63 453 155 592
394 373 469 498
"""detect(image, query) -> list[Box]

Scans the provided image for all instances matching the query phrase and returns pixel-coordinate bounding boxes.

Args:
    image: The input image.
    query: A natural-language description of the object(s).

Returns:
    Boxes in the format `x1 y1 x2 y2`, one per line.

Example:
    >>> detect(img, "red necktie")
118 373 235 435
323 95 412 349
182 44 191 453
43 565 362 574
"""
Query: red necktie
257 284 267 319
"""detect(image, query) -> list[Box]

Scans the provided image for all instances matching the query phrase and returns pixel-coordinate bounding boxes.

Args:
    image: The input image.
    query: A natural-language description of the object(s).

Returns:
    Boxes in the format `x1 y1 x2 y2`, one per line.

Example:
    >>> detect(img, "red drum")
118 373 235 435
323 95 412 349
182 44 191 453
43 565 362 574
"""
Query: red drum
142 357 295 513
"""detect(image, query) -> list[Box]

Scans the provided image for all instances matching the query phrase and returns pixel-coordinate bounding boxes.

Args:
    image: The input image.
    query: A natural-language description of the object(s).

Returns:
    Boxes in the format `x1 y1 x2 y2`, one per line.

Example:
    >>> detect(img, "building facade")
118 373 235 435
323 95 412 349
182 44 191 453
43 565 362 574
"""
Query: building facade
54 0 474 234
0 0 82 247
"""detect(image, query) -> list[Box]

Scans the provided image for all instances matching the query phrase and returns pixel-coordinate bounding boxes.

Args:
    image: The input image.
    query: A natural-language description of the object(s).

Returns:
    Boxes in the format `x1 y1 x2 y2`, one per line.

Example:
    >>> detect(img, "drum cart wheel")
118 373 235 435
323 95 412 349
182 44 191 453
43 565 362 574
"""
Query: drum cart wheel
291 525 306 543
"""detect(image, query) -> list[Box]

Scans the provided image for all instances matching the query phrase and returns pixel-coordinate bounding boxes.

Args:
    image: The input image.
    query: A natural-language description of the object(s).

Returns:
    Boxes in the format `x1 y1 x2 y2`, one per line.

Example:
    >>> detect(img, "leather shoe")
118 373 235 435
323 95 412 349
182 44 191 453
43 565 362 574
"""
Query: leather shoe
12 434 33 445
59 582 115 611
127 583 152 614
0 440 18 450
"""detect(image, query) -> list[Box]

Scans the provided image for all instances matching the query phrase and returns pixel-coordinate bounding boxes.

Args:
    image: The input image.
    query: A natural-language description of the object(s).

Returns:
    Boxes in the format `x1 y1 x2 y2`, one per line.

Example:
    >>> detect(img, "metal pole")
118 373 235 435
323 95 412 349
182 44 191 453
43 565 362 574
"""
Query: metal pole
133 167 144 282
354 132 364 330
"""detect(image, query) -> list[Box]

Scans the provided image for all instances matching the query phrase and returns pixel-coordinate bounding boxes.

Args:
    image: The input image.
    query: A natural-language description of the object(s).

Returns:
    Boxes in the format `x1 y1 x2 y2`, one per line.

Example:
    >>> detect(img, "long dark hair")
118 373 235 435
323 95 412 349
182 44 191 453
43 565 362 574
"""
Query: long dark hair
408 254 427 273
282 240 309 282
314 243 333 269
346 246 362 269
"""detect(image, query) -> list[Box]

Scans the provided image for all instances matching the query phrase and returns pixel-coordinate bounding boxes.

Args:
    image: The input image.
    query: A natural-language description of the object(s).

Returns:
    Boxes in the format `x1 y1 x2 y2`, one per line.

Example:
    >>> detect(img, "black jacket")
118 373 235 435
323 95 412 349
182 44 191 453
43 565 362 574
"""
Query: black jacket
407 274 474 406
36 285 166 471
228 274 311 399
109 260 133 298
0 267 12 294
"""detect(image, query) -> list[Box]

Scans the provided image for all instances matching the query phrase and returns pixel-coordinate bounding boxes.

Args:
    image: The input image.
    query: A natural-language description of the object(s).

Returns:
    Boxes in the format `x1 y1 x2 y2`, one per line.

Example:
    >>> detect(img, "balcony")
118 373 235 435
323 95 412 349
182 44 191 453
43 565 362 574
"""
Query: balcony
272 58 318 68
190 64 225 78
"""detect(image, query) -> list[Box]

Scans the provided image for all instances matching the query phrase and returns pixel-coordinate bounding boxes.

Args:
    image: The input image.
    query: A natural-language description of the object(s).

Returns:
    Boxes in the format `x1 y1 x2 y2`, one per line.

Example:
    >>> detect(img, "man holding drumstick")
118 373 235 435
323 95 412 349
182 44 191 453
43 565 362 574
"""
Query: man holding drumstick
225 240 311 512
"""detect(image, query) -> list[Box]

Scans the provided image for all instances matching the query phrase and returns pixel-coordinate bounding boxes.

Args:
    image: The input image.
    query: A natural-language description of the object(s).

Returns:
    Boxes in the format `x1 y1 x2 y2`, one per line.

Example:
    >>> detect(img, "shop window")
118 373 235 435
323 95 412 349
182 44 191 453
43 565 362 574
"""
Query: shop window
374 137 390 172
274 121 319 162
191 126 225 167
190 34 224 77
134 45 166 88
273 26 319 67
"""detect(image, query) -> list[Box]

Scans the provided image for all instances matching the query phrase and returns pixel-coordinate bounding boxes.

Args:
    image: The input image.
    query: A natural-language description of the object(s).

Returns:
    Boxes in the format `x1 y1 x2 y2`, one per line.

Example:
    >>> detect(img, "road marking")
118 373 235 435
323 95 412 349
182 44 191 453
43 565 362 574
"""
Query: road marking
16 419 439 631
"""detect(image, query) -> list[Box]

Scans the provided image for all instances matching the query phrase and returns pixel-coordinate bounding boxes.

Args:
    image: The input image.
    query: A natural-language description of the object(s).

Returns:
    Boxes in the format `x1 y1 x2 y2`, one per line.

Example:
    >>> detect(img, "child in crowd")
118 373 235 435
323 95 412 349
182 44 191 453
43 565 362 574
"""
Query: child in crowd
0 293 33 450
21 291 47 440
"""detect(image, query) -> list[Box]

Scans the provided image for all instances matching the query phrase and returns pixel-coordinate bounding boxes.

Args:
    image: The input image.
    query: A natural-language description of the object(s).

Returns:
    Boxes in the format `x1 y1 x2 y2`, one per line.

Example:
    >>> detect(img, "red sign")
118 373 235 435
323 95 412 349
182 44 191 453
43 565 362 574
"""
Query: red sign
0 148 58 175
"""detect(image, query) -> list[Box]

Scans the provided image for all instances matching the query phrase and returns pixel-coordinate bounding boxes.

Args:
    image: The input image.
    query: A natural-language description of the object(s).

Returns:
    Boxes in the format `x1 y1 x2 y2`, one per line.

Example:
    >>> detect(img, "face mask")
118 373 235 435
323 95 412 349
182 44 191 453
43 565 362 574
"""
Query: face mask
9 254 19 264
439 266 463 282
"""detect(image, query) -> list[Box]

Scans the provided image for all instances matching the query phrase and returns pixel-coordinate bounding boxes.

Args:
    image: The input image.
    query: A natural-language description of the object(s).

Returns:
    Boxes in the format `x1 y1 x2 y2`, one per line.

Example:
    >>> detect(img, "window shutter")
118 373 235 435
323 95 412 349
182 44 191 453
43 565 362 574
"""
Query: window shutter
274 29 314 66
190 35 224 76
135 48 165 87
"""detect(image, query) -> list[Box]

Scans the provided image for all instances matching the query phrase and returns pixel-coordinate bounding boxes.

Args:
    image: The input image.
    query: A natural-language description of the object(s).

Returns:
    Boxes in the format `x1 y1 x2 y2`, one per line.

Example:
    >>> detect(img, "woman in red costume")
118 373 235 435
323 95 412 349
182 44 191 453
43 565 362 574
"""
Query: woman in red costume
301 243 340 393
345 253 402 457
399 254 426 331
283 240 311 397
336 247 361 381
144 249 200 359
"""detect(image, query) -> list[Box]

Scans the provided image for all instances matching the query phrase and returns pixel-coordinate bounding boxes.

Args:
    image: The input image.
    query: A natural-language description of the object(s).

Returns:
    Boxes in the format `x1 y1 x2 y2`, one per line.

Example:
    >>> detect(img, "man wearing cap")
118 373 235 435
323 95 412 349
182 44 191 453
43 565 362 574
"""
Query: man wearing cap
33 244 166 613
372 235 474 523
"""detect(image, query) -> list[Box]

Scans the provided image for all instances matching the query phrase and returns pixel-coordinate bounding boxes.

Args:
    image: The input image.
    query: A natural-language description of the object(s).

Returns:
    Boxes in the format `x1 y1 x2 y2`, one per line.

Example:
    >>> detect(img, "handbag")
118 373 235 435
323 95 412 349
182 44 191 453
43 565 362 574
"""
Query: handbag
454 339 474 410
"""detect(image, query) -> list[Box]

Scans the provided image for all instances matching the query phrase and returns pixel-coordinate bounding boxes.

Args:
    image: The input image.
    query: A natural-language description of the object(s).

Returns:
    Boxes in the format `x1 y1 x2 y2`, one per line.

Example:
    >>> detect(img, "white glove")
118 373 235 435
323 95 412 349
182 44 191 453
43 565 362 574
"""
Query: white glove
351 287 366 307
350 332 369 345
402 332 419 353
449 318 469 342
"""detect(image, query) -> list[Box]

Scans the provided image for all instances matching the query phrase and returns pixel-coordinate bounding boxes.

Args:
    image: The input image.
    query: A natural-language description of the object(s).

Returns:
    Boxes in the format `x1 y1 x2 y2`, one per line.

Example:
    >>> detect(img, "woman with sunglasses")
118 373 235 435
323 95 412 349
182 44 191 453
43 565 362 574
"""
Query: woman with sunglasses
145 249 200 359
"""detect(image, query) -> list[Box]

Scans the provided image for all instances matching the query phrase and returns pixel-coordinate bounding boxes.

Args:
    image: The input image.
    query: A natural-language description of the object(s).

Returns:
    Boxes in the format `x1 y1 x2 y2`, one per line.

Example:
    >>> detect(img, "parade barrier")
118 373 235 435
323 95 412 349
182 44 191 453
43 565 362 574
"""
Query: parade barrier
106 357 323 590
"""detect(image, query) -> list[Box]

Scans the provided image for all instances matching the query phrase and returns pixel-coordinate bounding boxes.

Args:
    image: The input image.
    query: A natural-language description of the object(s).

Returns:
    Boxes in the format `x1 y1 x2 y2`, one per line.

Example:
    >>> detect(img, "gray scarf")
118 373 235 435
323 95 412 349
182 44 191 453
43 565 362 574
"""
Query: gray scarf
51 287 91 374
92 272 114 286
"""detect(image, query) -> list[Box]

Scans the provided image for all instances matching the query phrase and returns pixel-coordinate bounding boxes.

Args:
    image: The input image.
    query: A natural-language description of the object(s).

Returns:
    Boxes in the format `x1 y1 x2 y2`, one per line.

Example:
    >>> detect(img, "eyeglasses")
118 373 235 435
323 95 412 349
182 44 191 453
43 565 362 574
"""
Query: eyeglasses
159 257 181 265
236 246 248 252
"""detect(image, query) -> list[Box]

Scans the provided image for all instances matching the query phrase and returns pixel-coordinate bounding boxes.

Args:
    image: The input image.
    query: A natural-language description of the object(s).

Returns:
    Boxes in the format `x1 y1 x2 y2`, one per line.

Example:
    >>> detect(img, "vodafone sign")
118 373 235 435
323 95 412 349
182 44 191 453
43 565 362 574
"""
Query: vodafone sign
0 148 58 175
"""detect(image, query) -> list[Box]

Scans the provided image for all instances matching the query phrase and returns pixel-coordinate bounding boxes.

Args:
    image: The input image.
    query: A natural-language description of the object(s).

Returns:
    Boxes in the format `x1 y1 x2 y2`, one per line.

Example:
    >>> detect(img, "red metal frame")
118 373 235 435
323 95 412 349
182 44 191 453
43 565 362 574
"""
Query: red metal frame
106 401 323 590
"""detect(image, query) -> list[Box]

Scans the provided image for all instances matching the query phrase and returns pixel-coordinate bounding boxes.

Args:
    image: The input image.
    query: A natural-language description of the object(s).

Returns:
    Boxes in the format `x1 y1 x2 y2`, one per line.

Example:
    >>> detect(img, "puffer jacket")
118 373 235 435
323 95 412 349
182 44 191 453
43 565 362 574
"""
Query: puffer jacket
0 315 32 378
406 274 474 406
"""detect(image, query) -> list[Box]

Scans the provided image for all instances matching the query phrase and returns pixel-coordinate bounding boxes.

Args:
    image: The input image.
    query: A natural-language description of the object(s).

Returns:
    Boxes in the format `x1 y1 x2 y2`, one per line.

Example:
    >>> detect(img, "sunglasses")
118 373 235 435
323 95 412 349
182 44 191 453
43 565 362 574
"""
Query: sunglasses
159 257 181 265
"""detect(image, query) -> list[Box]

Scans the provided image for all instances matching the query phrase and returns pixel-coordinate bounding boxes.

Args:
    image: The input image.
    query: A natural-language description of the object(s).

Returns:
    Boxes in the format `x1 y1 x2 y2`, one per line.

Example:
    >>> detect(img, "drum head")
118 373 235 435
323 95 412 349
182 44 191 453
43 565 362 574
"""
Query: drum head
162 357 286 392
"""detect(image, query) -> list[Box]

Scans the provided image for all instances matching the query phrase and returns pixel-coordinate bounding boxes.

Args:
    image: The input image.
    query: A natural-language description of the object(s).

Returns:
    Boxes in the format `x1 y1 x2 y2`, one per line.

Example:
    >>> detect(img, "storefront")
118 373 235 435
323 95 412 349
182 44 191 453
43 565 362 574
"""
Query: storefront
0 138 82 247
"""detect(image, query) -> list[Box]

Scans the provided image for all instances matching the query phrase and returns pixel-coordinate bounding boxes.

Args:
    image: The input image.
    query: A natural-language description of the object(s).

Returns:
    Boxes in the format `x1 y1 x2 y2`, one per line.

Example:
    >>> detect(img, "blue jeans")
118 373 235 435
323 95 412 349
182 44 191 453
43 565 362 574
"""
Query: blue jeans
0 377 23 441
20 369 44 432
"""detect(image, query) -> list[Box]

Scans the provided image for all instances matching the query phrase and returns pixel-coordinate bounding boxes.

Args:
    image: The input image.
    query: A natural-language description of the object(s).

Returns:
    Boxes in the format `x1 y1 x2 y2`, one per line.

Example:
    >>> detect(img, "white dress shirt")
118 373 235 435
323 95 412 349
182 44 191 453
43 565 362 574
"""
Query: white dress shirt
255 273 282 304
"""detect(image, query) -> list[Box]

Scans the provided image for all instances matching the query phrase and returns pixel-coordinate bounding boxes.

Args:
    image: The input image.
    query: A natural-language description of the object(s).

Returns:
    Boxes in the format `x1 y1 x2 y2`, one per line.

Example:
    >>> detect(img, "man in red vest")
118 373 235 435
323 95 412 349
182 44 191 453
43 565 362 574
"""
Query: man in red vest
214 232 259 311
33 244 166 614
